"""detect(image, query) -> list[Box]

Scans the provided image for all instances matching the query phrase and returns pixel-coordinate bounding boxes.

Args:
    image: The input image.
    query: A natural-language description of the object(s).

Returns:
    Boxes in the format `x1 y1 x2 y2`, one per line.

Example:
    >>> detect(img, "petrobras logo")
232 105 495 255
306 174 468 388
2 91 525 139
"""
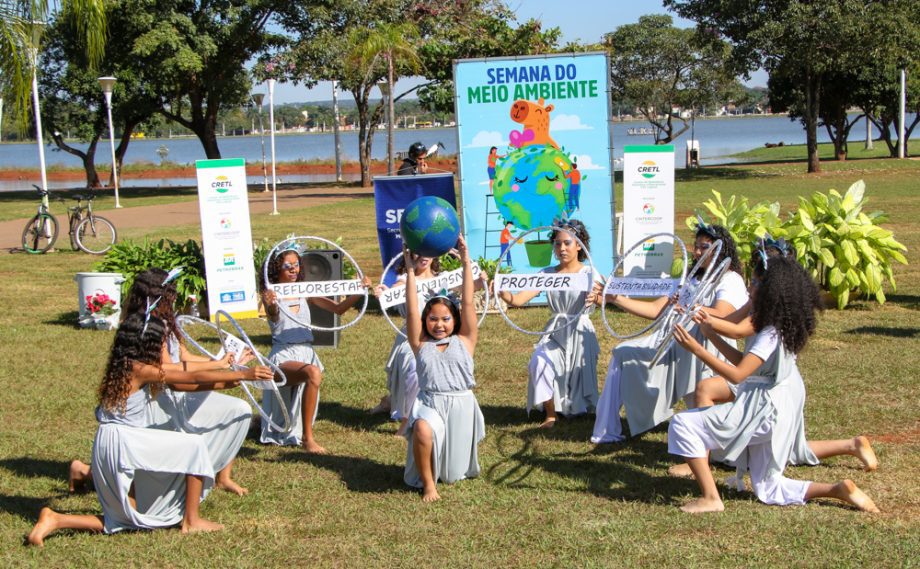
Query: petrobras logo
638 160 659 179
642 203 655 215
642 240 656 251
223 252 236 266
212 175 232 193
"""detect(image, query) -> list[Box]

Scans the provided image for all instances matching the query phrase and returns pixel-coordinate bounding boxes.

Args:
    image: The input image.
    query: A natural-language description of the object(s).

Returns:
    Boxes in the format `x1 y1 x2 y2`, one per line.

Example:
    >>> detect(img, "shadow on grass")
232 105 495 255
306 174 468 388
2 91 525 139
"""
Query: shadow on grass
318 401 397 431
480 404 543 428
272 451 405 493
0 457 70 482
887 294 920 310
675 166 777 182
44 311 80 328
0 493 57 524
845 326 919 338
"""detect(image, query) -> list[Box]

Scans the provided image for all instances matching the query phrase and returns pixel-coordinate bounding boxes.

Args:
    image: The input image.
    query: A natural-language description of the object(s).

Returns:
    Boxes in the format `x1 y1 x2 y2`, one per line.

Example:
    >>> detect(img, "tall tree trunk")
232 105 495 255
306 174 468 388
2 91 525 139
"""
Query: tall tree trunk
804 69 821 173
51 131 102 188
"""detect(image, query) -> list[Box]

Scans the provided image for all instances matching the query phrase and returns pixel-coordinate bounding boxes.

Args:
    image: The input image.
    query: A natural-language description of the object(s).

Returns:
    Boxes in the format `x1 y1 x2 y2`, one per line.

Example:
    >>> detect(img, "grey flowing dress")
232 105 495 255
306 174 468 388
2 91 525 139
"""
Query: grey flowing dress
92 387 214 533
527 265 600 416
404 336 486 487
262 297 323 446
385 291 419 420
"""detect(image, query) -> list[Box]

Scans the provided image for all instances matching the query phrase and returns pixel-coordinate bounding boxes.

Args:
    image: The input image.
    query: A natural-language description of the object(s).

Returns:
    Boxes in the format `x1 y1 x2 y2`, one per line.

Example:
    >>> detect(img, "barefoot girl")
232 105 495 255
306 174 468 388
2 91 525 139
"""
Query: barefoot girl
667 256 880 513
260 247 371 453
592 223 748 443
70 268 254 496
403 235 485 502
498 220 600 428
28 312 273 545
372 254 441 436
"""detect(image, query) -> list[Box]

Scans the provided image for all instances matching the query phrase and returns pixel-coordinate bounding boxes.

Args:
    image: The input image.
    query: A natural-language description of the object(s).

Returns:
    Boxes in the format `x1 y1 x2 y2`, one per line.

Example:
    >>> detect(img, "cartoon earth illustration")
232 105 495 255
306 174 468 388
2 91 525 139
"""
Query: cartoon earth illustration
492 144 575 230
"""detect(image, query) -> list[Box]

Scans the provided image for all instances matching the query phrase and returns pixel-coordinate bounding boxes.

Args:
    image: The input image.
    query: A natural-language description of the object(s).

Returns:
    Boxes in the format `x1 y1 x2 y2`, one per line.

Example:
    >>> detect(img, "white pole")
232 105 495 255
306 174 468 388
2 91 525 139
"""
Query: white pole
99 77 122 208
31 48 49 208
268 79 279 215
898 68 906 159
332 80 343 182
0 97 4 143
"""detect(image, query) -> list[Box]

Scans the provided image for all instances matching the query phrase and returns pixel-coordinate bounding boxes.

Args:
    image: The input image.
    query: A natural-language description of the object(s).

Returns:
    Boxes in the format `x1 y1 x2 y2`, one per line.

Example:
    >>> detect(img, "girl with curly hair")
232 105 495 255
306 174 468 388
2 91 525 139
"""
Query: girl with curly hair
260 248 371 453
498 219 601 428
69 268 255 496
667 256 879 513
28 312 273 545
592 222 749 442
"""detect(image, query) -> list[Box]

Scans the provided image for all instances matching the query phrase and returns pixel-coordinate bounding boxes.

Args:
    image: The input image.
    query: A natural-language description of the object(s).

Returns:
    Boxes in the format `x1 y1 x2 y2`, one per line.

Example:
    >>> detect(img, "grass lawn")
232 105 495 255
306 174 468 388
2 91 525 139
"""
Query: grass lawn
1 158 918 566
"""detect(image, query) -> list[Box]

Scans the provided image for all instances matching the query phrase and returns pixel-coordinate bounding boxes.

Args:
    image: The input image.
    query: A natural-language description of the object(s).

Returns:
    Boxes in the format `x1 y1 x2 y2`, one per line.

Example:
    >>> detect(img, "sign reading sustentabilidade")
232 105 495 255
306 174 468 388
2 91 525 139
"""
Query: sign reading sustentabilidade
622 145 675 277
196 158 259 320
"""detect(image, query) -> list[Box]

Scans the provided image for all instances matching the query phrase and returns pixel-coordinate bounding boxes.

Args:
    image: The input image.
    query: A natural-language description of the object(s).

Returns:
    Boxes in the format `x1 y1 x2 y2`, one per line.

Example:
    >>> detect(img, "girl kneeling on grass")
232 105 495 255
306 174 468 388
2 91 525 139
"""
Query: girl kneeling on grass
28 312 273 545
667 256 879 514
403 235 485 502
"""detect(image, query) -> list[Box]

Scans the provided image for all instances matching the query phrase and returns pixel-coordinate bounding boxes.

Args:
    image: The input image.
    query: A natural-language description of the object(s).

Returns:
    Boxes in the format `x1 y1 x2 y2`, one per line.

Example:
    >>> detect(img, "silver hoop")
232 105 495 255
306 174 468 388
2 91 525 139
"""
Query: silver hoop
647 252 732 369
176 313 293 434
495 224 600 336
378 251 490 338
600 232 688 339
263 235 369 332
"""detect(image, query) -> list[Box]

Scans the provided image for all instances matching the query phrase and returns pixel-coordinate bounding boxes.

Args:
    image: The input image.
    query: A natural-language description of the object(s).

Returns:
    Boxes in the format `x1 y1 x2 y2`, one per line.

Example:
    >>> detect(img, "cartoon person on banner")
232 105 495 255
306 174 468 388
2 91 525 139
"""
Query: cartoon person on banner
487 146 506 192
499 220 515 267
563 161 581 211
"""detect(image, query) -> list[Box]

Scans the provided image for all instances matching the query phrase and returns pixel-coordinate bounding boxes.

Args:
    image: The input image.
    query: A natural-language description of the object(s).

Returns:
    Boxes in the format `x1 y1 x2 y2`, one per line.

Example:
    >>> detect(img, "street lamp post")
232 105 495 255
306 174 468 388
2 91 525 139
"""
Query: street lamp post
30 21 49 209
267 79 279 215
98 76 122 208
332 80 343 182
252 93 269 193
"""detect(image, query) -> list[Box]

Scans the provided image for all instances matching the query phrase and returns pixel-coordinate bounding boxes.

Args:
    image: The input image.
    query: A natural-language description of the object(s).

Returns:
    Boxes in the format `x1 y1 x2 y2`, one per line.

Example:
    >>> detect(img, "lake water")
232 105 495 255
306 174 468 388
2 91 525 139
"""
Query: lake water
0 114 915 191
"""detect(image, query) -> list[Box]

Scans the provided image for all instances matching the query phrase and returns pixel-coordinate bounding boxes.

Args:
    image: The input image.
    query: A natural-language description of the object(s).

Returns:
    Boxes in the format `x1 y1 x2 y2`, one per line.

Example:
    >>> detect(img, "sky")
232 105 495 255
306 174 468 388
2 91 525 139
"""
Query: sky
264 0 767 104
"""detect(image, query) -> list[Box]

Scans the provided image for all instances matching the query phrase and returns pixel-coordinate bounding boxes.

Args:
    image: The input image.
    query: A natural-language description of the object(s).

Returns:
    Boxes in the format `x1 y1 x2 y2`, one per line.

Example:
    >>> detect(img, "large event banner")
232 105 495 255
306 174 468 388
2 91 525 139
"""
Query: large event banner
453 52 616 283
373 173 456 286
195 158 259 320
622 145 675 277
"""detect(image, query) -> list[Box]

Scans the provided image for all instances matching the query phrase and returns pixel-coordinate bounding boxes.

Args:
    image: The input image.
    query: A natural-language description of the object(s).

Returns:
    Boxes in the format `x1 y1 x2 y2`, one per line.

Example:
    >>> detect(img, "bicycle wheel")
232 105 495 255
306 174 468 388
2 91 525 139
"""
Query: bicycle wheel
68 215 80 251
21 213 58 254
75 215 116 254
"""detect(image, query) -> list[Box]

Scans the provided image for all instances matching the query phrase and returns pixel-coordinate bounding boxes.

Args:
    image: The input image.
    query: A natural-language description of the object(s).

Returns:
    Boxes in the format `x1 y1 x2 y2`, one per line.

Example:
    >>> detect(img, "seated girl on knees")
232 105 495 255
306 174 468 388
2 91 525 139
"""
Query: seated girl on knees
403 235 485 502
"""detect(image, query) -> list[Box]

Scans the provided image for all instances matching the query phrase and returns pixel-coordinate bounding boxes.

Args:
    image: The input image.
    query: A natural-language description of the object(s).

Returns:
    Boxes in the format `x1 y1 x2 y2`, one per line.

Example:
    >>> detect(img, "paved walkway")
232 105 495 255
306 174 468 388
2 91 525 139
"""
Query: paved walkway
2 186 374 252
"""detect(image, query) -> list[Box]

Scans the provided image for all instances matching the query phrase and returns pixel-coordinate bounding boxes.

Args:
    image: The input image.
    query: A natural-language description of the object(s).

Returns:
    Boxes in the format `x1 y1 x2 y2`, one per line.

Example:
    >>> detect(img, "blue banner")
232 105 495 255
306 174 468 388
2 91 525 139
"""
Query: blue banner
373 173 456 285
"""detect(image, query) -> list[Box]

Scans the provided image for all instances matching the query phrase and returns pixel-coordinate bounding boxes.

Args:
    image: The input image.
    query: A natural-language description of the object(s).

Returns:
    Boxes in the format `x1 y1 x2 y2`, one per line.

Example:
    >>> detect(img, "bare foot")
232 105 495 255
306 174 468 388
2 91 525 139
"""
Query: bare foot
680 497 725 514
539 418 557 429
421 485 441 503
215 477 248 496
302 440 328 455
27 508 57 546
667 463 694 479
836 479 880 513
181 518 224 534
68 460 92 493
854 436 878 472
368 396 391 415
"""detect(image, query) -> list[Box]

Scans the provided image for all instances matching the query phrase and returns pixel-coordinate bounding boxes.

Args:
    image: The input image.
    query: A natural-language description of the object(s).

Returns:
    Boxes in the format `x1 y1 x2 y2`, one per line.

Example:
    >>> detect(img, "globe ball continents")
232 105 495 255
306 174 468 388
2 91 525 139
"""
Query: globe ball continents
400 196 461 257
493 144 575 230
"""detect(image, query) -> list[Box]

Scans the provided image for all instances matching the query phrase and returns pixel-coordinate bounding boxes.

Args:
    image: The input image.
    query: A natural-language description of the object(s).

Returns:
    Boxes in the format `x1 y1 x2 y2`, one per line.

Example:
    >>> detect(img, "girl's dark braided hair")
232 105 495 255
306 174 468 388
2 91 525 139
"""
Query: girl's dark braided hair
99 312 167 412
121 268 180 345
690 224 742 275
751 256 822 355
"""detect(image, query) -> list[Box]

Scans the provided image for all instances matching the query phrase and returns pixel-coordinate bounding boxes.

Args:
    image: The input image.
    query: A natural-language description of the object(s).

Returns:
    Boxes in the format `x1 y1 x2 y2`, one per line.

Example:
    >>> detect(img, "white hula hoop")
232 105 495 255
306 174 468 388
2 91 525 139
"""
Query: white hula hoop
378 251 490 338
495 224 600 336
647 254 732 369
600 232 688 339
263 235 369 332
176 313 294 434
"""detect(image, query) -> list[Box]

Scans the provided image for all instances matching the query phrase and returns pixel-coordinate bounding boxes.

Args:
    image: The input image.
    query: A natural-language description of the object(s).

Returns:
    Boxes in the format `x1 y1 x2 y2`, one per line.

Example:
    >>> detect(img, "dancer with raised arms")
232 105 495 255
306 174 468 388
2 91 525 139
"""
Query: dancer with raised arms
403 235 485 502
28 312 274 545
668 256 880 514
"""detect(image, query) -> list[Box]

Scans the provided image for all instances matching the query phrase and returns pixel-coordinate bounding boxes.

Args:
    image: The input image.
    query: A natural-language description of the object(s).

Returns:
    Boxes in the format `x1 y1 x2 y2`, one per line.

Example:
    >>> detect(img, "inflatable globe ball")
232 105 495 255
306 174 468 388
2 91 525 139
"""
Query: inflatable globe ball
400 196 461 257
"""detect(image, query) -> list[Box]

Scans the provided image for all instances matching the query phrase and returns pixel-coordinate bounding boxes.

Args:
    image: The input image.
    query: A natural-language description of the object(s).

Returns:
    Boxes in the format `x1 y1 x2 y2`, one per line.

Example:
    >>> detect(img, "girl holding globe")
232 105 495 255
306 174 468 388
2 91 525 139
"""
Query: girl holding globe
260 246 371 453
498 219 601 428
402 235 485 502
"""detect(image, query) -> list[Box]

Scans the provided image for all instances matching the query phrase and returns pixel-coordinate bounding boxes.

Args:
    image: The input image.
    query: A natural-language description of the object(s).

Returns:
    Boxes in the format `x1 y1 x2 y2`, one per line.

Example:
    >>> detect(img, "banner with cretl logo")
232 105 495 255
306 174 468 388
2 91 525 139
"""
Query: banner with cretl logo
622 145 675 277
195 158 259 320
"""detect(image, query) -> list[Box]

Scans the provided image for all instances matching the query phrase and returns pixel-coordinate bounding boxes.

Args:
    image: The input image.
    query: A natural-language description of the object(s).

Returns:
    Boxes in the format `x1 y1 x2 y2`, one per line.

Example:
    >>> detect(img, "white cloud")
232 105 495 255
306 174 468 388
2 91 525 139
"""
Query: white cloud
571 154 604 170
465 130 507 148
551 114 593 131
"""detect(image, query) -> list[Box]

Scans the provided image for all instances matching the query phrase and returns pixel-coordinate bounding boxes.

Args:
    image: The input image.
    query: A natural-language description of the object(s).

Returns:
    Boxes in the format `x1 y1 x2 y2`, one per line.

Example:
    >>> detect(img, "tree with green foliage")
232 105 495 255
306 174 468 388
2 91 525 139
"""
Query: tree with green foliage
603 14 739 144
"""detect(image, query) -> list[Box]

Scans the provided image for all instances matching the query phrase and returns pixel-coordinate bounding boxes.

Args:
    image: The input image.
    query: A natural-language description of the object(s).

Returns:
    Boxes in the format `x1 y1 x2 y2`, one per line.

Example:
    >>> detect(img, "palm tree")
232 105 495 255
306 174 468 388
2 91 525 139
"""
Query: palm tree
1 0 106 124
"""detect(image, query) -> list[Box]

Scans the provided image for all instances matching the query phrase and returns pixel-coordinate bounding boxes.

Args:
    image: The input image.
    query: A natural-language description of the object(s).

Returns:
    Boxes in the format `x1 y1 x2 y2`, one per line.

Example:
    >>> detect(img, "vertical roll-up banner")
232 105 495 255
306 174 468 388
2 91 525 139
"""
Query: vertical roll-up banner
373 173 457 286
453 52 616 286
622 145 675 277
195 158 259 320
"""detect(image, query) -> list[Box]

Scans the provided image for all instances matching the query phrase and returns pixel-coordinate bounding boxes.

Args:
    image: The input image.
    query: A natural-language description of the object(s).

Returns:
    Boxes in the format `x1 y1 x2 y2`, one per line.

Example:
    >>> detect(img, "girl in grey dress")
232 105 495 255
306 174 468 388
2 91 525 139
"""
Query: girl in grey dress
668 257 879 514
28 313 273 545
260 249 370 453
498 220 601 428
403 235 484 502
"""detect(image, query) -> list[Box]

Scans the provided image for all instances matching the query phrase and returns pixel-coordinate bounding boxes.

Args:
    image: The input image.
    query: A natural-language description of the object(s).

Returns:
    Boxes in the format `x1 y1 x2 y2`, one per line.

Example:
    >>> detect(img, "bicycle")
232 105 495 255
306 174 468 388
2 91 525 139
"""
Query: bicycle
21 185 117 255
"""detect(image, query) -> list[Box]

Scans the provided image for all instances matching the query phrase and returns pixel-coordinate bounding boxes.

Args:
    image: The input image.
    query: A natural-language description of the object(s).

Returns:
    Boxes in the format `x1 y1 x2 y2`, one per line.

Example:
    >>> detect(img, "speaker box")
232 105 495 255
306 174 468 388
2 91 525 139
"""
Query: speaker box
300 249 342 348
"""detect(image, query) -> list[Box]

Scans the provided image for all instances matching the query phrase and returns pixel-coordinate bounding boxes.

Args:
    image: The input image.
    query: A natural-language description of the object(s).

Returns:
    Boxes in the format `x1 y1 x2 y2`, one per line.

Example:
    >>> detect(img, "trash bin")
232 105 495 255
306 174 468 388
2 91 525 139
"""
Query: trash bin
75 272 125 330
